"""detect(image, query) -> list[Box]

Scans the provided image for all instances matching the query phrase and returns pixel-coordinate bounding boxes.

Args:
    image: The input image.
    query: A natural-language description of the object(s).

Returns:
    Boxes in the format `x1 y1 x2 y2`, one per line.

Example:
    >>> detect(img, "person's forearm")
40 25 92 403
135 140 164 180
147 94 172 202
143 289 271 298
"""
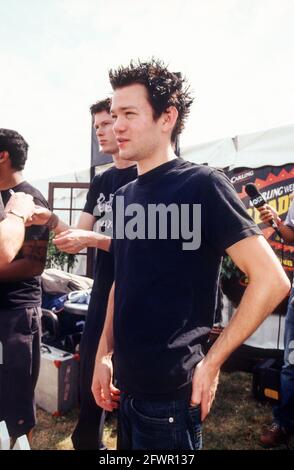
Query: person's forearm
91 232 111 252
0 215 24 264
76 230 111 252
259 205 294 243
53 219 70 235
77 211 111 251
204 271 290 369
96 283 115 360
277 221 294 243
54 211 92 236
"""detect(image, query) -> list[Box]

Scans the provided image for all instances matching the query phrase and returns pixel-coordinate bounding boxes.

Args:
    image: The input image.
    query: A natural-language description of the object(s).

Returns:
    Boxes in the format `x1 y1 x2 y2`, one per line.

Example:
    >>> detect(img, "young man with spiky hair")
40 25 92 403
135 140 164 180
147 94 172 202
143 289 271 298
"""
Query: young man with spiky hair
31 98 137 450
0 128 49 444
92 59 290 450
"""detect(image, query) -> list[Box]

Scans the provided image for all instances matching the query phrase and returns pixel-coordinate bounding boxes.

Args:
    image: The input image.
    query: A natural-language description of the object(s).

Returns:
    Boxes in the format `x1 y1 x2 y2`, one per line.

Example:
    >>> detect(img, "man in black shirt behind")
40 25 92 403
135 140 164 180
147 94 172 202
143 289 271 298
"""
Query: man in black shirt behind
92 59 290 450
30 99 137 449
0 128 49 443
68 99 137 450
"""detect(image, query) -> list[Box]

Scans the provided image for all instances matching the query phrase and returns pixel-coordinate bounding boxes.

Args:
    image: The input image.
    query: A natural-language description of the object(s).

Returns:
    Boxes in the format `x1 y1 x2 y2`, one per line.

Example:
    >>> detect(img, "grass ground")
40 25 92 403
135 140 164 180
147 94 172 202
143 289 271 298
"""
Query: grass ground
32 371 294 450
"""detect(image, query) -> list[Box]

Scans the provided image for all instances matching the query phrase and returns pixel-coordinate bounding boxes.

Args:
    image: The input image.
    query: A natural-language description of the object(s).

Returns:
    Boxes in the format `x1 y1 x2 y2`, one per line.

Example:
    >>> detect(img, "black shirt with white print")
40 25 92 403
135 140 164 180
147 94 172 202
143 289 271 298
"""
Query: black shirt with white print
82 164 137 343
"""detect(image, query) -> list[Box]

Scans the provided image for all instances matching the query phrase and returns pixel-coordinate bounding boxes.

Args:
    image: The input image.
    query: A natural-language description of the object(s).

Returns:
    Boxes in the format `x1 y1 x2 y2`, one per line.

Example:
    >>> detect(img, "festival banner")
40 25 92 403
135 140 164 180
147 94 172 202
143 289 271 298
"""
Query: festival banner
223 164 294 313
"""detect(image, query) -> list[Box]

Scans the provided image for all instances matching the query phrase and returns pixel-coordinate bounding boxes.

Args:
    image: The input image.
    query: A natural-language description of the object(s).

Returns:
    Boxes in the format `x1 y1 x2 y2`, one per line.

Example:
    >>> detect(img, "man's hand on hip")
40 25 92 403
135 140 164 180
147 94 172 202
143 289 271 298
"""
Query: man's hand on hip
190 358 220 422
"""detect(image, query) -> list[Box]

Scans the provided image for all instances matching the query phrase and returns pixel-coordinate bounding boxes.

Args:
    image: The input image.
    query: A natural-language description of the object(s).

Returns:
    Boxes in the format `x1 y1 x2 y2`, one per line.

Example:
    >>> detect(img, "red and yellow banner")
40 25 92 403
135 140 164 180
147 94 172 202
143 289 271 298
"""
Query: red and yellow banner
224 164 294 313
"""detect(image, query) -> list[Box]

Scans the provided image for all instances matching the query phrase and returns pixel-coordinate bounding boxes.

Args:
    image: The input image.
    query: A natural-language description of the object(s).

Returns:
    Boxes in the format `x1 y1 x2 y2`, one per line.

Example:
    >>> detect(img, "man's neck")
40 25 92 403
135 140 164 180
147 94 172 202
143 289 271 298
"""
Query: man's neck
112 153 135 170
0 171 24 191
137 146 177 175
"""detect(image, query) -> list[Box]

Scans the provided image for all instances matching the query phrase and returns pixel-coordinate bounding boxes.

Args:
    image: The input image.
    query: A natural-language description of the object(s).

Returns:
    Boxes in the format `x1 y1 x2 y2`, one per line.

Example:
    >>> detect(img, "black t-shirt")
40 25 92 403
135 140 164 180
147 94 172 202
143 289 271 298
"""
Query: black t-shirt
111 158 262 400
0 194 5 222
0 181 49 309
82 165 137 345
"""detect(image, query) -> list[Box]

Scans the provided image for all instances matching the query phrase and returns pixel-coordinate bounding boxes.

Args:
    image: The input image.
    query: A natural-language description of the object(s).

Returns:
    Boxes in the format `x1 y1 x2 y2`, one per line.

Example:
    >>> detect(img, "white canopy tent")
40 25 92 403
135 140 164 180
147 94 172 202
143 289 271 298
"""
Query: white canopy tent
182 124 294 169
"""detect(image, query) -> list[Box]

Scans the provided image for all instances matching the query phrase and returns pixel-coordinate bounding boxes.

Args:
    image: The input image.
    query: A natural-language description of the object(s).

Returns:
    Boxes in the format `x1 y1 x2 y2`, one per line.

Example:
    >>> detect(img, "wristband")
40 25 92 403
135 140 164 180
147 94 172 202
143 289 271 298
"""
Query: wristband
6 209 25 223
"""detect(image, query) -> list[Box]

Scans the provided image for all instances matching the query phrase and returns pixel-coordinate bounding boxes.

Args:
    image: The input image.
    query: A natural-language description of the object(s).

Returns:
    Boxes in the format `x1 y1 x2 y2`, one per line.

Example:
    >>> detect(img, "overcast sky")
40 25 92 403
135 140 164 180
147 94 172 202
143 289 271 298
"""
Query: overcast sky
1 0 294 182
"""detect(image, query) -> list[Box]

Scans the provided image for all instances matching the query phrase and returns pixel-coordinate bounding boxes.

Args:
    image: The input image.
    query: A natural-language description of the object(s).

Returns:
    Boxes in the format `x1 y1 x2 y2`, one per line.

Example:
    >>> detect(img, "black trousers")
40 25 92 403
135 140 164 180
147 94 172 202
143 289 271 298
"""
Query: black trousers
0 306 41 438
71 332 105 450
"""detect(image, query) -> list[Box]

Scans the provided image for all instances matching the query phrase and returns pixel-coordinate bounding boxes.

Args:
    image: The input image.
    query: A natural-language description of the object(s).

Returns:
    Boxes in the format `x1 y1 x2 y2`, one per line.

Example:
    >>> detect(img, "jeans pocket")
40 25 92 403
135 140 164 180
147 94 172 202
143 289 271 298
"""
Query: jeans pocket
129 398 176 450
130 398 173 425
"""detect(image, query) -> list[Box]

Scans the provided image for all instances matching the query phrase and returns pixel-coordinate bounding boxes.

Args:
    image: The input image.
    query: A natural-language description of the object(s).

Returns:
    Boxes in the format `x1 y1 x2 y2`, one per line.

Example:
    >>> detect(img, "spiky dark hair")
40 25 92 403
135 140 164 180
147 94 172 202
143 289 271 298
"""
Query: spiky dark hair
0 128 28 170
109 58 193 143
90 97 111 116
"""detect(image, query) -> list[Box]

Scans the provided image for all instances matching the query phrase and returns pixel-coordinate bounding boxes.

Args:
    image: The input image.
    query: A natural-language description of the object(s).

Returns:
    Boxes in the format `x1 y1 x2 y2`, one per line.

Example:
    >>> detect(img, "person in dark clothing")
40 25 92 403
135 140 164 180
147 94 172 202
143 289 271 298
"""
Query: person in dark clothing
259 198 294 447
92 59 290 450
0 191 35 266
30 99 137 450
0 128 49 443
71 160 137 450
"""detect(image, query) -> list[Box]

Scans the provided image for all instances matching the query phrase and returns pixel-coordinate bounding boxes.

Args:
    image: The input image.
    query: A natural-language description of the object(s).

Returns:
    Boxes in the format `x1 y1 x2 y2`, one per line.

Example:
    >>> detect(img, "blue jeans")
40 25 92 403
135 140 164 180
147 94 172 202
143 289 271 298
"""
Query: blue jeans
273 286 294 433
117 393 202 450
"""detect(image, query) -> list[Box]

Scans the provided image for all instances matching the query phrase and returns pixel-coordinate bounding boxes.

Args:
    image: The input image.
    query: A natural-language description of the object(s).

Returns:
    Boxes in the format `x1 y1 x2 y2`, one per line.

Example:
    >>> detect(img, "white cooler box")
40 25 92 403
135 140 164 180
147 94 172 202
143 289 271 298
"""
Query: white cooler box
35 344 79 415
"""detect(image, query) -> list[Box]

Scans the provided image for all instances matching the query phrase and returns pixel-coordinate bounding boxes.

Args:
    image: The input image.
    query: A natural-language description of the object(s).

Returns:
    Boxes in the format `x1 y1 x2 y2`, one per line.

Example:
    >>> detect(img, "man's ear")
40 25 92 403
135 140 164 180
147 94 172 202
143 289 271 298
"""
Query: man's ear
0 151 9 162
161 106 178 135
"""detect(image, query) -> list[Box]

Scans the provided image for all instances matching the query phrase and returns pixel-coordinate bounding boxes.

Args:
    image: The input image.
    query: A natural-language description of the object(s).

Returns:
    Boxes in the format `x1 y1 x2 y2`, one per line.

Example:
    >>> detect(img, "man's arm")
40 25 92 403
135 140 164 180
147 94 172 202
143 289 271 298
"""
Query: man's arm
0 193 50 281
0 193 35 266
26 206 69 234
91 282 120 412
53 228 111 253
191 234 290 421
259 204 294 243
28 207 111 253
53 211 111 253
28 174 111 252
0 240 48 282
0 215 25 266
